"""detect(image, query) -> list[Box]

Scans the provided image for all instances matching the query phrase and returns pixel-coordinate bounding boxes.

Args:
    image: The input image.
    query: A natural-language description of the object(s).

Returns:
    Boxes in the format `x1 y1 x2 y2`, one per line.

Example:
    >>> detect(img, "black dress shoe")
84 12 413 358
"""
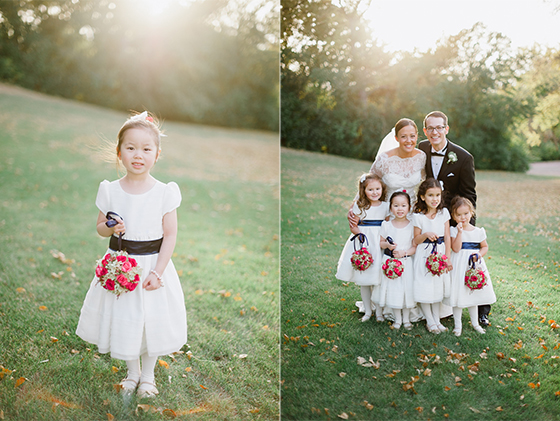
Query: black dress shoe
479 315 489 327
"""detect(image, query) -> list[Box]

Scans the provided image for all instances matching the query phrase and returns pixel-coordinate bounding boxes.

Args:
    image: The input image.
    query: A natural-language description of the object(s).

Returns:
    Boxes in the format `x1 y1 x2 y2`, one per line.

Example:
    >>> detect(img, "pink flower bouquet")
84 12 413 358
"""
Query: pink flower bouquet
95 251 142 297
425 252 449 276
382 258 404 279
464 267 487 291
351 248 373 271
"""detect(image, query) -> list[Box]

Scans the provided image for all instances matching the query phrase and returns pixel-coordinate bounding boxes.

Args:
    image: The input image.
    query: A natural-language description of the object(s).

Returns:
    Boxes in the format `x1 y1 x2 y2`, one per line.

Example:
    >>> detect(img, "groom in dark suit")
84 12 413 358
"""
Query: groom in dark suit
418 111 489 326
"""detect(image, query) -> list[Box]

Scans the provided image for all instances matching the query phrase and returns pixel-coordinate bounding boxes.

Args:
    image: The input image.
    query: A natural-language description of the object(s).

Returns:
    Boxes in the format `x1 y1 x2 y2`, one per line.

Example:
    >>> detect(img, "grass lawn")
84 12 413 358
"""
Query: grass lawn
0 84 279 420
281 147 560 420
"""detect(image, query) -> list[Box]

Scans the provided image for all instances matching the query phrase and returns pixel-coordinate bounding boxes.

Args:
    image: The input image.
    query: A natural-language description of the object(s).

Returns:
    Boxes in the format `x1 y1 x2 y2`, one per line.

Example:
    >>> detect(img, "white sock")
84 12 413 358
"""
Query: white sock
402 308 410 324
468 306 480 328
393 309 402 325
360 286 372 316
125 358 141 382
421 303 435 326
453 307 463 331
432 303 441 325
140 353 158 385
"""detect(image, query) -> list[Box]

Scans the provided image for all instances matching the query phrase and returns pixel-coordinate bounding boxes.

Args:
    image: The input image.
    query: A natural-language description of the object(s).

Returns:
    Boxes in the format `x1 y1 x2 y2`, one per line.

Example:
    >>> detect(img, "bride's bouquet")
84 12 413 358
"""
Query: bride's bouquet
426 252 449 276
95 251 142 297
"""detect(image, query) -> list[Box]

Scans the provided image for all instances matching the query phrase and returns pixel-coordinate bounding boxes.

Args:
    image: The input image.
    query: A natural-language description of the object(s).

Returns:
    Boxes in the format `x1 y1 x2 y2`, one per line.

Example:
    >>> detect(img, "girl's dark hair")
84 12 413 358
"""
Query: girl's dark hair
389 191 411 209
394 118 418 136
356 173 386 211
413 178 444 214
450 196 476 220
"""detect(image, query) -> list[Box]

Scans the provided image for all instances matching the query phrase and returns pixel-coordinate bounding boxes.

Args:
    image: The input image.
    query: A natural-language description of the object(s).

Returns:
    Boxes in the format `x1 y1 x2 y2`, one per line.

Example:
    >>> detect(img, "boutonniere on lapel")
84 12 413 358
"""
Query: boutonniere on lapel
447 151 458 164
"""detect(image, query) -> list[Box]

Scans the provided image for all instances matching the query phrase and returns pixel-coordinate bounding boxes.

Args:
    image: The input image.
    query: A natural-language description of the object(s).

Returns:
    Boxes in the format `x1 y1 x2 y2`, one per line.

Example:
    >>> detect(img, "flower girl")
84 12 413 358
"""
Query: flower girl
412 178 452 334
76 111 187 398
336 173 389 322
378 191 417 330
448 197 496 335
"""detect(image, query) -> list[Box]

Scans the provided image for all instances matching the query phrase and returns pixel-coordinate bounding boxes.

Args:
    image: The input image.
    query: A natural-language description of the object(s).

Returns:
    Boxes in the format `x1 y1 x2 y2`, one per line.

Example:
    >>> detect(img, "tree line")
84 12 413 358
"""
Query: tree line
0 0 279 131
281 0 560 170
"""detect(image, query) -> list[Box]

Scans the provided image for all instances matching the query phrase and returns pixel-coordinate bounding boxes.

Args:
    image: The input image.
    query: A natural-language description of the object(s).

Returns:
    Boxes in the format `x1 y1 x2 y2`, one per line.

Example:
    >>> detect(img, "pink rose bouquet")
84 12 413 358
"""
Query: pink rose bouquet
425 252 449 276
382 258 404 279
464 267 487 291
95 251 142 297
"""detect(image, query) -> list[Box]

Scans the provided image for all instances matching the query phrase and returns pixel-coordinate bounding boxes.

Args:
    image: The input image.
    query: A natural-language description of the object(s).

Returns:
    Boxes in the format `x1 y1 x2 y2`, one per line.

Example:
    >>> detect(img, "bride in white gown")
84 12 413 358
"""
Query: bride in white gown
350 118 428 321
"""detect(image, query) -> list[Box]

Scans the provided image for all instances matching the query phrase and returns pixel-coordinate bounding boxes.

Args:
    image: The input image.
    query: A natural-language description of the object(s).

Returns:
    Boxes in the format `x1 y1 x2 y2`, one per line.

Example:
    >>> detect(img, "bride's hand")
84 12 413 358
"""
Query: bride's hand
347 209 359 229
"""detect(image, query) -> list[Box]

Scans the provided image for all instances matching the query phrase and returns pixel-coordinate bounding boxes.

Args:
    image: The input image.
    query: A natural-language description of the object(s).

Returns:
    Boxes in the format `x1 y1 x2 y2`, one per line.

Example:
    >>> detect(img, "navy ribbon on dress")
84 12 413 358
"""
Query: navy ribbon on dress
105 211 123 250
350 233 369 251
462 242 481 250
468 253 480 270
423 236 444 254
384 236 395 258
358 219 383 227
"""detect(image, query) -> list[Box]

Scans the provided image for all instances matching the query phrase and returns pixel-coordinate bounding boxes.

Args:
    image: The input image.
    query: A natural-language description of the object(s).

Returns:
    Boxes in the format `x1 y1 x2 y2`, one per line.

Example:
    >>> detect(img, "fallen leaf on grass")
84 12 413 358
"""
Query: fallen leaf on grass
528 382 541 389
200 384 207 389
337 413 349 419
111 366 119 373
162 408 177 418
113 384 123 393
338 372 346 378
496 406 503 411
416 407 423 413
469 407 480 413
15 377 26 388
0 366 12 380
248 408 260 414
514 340 524 350
16 287 26 293
107 414 114 421
496 352 505 360
39 306 47 311
159 359 169 369
555 391 560 397
50 337 58 343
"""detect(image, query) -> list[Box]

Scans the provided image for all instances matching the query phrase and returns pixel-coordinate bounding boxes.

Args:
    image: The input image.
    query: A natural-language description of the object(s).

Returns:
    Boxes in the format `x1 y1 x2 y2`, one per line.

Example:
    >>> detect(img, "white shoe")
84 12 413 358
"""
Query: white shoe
453 328 462 336
473 325 486 334
361 314 371 322
137 381 159 398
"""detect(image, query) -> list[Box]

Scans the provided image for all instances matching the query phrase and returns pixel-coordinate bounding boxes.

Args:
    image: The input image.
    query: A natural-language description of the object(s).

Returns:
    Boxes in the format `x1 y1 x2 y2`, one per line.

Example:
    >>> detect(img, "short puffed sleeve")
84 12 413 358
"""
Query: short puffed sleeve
441 207 450 222
411 213 422 229
95 180 111 214
352 202 365 219
450 226 458 239
162 182 182 214
380 220 390 239
479 227 487 241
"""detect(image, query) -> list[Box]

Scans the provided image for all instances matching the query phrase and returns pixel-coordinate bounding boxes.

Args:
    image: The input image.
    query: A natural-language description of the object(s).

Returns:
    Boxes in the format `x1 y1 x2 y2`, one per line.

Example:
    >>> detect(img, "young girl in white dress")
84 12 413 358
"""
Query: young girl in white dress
76 111 187 398
378 191 417 330
336 173 389 322
412 178 452 334
448 197 496 335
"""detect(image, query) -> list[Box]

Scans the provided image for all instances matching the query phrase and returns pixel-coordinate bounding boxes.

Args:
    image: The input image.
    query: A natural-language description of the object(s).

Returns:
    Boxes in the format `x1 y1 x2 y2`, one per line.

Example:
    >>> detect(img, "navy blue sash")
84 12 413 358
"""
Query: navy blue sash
462 242 480 250
358 220 383 227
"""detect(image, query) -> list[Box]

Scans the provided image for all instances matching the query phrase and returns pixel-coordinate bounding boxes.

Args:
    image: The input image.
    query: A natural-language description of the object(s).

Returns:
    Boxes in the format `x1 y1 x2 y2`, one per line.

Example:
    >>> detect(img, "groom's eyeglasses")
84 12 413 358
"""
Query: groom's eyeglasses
425 126 446 133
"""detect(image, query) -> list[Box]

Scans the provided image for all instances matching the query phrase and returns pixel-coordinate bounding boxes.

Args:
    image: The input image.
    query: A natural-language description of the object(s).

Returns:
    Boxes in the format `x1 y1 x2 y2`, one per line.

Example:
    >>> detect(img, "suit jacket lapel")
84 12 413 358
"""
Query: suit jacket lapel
422 141 435 179
437 141 454 181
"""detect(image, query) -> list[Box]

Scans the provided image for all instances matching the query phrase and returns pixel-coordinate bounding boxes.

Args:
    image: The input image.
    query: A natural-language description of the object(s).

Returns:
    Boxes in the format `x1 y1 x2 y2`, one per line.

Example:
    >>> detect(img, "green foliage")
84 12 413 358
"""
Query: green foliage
0 0 278 131
282 4 534 171
509 48 560 162
281 147 560 420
